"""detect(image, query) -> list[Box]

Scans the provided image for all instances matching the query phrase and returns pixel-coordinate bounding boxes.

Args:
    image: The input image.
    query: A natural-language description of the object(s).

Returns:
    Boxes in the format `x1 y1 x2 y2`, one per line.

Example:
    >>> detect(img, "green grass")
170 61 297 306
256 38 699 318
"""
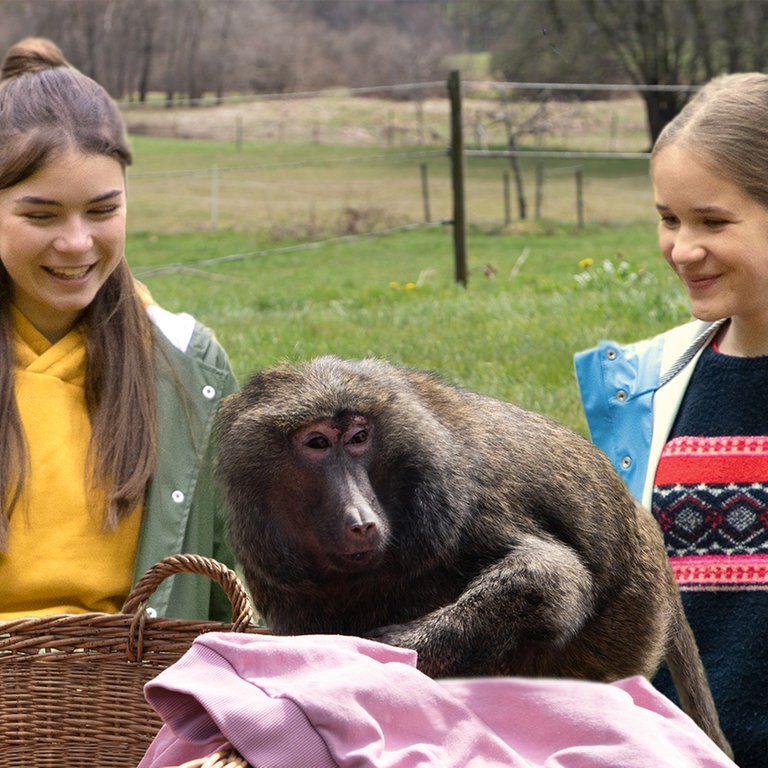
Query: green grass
126 136 655 235
129 221 689 437
120 123 680 437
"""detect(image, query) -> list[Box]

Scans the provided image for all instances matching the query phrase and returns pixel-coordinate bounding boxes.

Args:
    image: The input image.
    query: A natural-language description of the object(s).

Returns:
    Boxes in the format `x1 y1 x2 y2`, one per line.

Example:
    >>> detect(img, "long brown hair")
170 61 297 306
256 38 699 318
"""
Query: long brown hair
0 38 157 546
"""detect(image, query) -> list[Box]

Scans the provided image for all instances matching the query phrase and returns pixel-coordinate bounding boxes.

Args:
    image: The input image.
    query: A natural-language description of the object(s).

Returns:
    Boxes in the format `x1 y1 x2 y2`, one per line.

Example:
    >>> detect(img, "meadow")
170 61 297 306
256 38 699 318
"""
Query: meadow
128 219 689 438
122 95 687 437
123 92 655 234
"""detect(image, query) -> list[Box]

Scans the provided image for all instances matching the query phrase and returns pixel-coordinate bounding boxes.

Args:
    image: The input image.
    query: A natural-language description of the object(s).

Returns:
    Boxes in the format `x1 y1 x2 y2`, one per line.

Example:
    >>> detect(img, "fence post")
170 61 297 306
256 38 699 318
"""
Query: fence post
210 165 219 230
508 134 527 220
575 166 584 229
420 163 431 223
503 170 511 225
535 162 543 219
447 69 468 287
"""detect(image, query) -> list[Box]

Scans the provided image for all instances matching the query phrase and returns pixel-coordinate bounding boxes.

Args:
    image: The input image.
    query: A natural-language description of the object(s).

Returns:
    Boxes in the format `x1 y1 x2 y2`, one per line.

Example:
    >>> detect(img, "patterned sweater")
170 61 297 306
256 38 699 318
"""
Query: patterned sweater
652 344 768 768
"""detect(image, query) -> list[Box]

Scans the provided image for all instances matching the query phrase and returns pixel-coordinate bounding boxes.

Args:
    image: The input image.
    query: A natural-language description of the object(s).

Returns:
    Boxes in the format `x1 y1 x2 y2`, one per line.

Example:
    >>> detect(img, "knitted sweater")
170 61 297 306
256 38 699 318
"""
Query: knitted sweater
651 344 768 768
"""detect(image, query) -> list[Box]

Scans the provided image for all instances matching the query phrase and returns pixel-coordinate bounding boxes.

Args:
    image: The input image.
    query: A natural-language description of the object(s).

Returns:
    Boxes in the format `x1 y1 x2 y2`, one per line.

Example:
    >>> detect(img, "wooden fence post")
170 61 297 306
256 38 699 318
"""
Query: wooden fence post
420 163 431 223
210 165 219 230
447 69 468 287
535 162 543 219
507 134 527 220
503 170 511 225
575 166 584 229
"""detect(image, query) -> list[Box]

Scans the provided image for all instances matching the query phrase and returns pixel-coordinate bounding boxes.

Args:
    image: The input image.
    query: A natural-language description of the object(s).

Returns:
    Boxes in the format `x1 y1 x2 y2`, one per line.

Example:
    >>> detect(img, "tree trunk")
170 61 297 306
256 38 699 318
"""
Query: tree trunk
641 89 686 147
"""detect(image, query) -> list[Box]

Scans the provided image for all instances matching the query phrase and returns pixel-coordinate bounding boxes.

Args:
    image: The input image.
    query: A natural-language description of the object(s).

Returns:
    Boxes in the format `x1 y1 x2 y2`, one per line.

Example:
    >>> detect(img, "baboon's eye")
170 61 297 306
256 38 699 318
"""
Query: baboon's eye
305 435 330 449
348 429 368 445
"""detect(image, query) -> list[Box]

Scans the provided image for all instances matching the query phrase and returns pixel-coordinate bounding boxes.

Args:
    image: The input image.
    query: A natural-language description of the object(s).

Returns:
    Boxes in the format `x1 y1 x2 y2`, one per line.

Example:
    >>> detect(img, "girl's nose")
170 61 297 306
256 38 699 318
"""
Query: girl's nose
53 217 93 253
669 228 707 264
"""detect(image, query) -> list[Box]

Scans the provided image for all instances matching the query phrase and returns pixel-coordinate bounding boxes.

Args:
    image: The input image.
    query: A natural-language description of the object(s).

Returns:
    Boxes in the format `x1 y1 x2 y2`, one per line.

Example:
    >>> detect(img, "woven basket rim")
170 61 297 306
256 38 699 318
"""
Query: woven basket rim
0 554 267 768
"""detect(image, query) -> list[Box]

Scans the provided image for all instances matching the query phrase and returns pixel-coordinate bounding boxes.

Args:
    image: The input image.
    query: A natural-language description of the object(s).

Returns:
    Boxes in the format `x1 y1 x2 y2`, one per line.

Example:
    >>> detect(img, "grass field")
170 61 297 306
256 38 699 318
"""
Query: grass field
126 136 655 236
129 221 689 438
124 88 655 236
121 95 684 437
122 91 651 155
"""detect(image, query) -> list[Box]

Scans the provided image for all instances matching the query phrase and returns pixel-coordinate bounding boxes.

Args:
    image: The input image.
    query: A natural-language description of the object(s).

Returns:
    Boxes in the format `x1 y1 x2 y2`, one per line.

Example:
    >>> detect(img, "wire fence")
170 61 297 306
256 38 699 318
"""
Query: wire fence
122 79 668 239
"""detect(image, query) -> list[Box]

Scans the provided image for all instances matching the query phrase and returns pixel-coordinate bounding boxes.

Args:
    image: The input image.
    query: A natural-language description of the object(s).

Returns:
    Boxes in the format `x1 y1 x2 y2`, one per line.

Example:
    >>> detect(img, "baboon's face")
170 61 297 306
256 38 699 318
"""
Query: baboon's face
262 412 390 574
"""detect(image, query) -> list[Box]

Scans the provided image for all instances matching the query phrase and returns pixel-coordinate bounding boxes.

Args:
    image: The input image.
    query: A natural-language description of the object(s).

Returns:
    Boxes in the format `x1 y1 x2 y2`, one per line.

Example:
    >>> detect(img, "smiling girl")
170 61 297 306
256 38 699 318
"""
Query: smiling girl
575 73 768 767
0 38 238 621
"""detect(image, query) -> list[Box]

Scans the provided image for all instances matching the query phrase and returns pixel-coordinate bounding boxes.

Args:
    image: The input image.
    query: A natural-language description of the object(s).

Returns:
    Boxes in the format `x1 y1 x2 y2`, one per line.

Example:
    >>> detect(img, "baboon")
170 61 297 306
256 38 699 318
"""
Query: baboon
215 355 731 756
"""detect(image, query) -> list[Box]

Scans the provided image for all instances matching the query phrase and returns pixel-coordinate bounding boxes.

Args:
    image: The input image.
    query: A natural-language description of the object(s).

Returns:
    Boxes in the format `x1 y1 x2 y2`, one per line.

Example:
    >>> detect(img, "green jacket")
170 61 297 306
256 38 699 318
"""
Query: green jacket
130 304 239 622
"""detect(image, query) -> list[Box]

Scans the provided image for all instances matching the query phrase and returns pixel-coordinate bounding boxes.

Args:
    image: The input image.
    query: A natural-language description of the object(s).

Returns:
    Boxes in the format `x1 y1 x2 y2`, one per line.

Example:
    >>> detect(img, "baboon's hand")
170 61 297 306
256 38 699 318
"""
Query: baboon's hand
368 537 596 678
366 611 469 678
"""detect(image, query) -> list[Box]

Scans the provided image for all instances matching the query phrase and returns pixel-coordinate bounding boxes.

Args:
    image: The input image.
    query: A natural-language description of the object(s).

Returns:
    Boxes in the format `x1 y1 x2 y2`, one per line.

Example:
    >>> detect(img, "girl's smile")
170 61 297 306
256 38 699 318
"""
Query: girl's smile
652 144 768 356
0 149 126 343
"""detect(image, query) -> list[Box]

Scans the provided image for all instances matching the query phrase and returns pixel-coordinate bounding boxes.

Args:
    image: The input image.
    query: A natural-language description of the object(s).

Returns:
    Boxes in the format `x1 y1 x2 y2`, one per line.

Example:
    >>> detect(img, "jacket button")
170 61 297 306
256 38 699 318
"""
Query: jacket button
615 389 627 402
202 385 216 400
171 490 185 504
620 456 632 469
606 348 617 360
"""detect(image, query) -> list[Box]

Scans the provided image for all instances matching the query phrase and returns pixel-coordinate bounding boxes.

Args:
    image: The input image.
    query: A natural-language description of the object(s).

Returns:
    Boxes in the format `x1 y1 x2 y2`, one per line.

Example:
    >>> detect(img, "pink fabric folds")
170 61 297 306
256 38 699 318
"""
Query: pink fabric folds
139 632 735 768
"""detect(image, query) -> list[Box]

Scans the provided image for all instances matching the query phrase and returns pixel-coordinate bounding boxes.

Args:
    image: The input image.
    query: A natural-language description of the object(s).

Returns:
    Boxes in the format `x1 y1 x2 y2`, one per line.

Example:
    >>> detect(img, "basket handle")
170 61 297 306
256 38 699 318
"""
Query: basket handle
122 553 255 631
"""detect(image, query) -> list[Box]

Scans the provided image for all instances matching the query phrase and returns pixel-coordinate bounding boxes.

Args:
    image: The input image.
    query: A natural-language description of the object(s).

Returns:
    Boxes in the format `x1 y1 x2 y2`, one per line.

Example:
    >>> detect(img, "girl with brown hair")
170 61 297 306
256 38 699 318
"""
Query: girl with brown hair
0 37 238 621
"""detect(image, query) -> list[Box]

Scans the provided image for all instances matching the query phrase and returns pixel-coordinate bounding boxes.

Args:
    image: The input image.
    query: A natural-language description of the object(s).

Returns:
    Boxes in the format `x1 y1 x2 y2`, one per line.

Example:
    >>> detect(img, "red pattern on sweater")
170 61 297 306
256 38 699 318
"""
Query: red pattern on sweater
655 435 768 485
653 435 768 588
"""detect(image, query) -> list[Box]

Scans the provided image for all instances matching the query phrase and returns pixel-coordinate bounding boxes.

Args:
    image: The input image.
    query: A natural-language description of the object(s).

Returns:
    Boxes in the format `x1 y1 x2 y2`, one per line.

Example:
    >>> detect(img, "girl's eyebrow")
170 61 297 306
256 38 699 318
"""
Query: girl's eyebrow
655 202 732 215
14 189 123 206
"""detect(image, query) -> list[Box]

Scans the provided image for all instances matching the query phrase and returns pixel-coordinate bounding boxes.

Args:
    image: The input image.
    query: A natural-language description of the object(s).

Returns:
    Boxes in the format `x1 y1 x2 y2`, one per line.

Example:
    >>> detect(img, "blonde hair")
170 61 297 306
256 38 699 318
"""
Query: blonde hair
651 72 768 207
0 38 156 545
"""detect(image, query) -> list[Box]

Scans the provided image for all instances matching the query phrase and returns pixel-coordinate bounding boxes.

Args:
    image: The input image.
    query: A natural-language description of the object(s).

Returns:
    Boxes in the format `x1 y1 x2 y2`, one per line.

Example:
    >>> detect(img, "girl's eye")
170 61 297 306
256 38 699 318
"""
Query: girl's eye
89 205 120 216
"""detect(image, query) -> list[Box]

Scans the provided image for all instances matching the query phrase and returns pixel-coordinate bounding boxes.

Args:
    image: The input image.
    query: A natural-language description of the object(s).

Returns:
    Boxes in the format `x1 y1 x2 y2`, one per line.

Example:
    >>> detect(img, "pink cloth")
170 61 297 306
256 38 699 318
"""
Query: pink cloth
138 633 735 768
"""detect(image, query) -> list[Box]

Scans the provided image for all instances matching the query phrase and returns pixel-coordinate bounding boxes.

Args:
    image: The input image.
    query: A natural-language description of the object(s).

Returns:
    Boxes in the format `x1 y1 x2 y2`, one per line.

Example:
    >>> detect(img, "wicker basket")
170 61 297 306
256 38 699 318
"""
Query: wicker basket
0 553 267 768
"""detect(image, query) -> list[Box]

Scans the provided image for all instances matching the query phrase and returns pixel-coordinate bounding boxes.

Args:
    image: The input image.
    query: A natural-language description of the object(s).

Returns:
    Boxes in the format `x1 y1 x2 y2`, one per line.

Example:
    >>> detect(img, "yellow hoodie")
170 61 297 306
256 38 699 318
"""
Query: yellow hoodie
0 307 142 618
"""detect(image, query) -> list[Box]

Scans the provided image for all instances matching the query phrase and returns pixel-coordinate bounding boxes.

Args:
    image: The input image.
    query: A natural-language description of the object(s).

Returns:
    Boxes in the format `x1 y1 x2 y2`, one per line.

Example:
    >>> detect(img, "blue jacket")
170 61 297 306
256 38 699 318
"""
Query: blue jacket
574 319 724 508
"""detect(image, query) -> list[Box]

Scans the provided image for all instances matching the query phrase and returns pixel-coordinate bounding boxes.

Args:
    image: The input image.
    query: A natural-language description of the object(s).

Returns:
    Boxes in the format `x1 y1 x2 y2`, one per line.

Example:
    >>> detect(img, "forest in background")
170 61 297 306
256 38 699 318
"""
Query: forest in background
3 0 768 145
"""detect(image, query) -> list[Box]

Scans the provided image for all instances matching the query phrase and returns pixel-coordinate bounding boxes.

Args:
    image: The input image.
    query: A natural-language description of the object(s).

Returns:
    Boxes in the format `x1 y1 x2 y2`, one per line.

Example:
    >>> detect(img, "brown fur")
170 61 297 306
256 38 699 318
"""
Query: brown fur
215 356 731 756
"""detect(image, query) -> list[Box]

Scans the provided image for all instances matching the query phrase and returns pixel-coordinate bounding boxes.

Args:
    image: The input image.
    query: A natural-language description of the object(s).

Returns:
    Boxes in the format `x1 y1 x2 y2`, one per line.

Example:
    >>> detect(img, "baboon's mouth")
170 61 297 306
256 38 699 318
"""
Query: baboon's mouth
346 550 374 561
329 548 381 571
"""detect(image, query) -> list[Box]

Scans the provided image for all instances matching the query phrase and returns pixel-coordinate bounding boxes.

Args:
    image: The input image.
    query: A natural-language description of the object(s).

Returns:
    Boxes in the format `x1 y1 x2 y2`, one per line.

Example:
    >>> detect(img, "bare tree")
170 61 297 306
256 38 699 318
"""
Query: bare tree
12 0 767 134
556 0 768 144
489 0 768 146
129 0 161 102
688 0 768 75
0 0 458 100
579 0 692 145
212 0 237 103
432 0 517 51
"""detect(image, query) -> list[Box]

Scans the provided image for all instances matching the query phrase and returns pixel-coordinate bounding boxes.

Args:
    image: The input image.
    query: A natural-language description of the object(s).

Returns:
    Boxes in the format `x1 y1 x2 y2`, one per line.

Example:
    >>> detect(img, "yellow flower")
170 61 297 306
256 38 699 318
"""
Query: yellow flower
578 258 594 269
388 281 400 288
404 282 416 291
